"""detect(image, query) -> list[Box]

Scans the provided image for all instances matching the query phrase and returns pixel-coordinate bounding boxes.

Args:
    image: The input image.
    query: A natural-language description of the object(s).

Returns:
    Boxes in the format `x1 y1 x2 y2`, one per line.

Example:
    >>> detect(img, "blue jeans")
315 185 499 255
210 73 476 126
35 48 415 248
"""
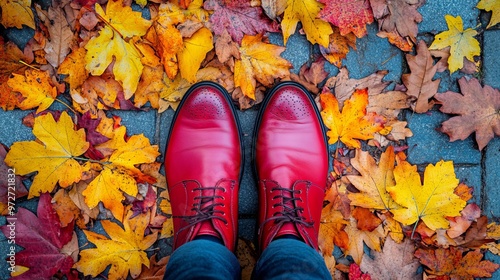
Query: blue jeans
164 238 332 280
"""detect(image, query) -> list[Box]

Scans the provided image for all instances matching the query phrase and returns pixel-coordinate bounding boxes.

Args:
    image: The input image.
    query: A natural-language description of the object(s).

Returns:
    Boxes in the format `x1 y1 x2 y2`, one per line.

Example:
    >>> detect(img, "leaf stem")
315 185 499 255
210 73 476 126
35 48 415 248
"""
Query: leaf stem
410 220 419 240
73 156 110 165
55 98 77 114
18 60 39 70
94 11 125 39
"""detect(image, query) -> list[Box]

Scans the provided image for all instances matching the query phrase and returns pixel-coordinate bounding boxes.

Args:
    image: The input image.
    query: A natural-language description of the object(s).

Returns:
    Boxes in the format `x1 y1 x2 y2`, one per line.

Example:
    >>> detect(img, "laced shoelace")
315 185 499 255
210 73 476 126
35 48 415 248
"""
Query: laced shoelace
174 183 229 233
264 184 314 228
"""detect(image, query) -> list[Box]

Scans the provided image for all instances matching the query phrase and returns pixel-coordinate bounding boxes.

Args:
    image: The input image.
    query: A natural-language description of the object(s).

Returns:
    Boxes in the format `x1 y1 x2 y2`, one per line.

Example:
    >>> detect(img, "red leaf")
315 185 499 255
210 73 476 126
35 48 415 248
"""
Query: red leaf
131 184 157 218
77 111 109 146
318 0 374 38
0 193 77 280
349 263 371 280
204 0 279 43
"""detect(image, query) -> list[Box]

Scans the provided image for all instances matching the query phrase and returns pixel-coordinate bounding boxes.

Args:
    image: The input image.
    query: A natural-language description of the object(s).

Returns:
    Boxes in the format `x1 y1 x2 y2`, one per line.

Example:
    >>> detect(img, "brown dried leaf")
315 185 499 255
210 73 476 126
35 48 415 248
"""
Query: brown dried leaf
36 4 74 68
324 67 389 109
360 238 421 280
402 40 440 113
436 77 500 151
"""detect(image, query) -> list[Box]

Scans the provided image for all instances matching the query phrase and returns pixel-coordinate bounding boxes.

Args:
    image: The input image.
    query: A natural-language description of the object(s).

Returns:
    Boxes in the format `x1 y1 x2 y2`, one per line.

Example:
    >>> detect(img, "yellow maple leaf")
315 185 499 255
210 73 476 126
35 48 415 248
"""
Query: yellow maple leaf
5 112 89 198
387 160 467 231
159 189 174 239
75 209 157 280
320 88 384 148
345 217 385 264
58 47 89 90
159 74 192 112
477 0 500 29
0 0 35 29
185 0 210 22
85 25 143 99
281 0 333 47
83 126 160 220
347 146 399 210
7 69 57 113
178 27 214 83
95 0 151 38
234 34 291 100
429 15 480 73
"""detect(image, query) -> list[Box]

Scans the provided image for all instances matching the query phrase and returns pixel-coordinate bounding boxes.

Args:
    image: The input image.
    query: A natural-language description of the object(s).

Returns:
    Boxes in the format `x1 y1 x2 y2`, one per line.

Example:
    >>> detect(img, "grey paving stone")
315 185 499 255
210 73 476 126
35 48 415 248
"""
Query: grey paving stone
405 110 481 165
236 109 259 216
238 218 257 242
268 31 312 74
486 252 500 279
111 110 157 146
434 70 467 93
484 138 500 218
0 216 12 280
158 108 175 164
483 30 500 89
0 109 35 147
344 23 403 84
418 0 480 33
454 165 482 205
3 26 34 49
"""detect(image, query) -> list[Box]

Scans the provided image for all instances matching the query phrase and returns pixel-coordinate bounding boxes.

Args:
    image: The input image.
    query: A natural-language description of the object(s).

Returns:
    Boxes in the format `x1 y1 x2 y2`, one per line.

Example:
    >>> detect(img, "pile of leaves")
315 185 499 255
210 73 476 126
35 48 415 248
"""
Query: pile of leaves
1 0 500 279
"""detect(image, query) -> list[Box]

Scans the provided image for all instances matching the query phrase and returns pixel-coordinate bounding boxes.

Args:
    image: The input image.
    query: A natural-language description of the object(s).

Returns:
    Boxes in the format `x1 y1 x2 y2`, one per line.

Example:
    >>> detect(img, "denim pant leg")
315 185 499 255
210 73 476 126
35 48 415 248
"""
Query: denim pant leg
164 239 241 280
253 239 332 280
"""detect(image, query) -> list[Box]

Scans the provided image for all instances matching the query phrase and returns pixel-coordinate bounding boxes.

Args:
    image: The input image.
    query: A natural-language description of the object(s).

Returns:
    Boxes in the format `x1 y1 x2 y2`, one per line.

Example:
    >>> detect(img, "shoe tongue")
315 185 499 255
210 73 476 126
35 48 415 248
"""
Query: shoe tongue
196 186 222 239
198 220 222 239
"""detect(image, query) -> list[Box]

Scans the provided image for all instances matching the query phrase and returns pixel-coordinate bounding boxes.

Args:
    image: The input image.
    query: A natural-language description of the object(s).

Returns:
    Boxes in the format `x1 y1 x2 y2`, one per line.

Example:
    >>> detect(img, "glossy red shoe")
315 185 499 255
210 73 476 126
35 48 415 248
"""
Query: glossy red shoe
164 82 243 252
254 82 328 252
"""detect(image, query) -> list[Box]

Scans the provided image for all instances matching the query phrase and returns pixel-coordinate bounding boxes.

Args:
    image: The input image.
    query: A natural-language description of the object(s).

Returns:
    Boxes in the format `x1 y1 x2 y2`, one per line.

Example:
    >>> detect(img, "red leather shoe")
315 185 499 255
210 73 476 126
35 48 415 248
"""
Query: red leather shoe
164 82 243 252
254 82 328 252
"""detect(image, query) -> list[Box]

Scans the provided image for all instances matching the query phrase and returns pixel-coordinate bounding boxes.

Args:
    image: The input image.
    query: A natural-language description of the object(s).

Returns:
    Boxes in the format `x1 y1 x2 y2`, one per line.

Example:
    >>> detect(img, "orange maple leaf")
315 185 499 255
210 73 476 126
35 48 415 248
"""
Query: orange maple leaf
320 88 384 149
320 27 357 68
7 69 57 113
319 203 349 256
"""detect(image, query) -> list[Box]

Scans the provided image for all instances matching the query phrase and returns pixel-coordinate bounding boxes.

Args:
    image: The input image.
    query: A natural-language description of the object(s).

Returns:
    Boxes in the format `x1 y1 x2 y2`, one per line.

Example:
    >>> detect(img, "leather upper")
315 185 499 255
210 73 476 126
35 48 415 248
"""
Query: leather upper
254 82 328 251
164 82 242 252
